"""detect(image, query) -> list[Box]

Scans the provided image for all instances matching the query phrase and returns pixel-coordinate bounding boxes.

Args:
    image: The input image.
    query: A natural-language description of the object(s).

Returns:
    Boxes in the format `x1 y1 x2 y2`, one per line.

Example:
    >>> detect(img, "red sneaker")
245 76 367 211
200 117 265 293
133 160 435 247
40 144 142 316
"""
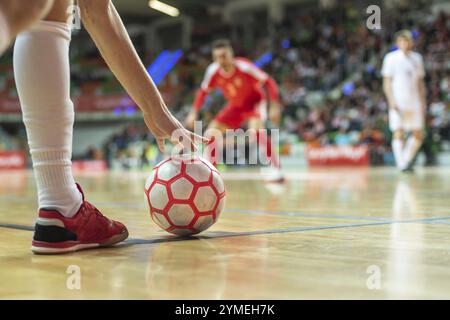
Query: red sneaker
31 184 128 254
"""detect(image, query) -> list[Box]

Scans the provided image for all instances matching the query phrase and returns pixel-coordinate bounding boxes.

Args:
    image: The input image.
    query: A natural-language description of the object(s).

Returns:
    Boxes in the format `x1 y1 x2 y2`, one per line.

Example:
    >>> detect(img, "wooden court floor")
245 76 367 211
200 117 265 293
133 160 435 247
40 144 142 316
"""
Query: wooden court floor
1 167 450 299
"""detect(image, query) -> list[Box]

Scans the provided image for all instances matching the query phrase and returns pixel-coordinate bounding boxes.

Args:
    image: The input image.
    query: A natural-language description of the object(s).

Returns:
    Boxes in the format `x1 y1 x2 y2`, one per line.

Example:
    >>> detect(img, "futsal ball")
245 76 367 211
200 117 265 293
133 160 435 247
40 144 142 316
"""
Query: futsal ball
144 155 226 236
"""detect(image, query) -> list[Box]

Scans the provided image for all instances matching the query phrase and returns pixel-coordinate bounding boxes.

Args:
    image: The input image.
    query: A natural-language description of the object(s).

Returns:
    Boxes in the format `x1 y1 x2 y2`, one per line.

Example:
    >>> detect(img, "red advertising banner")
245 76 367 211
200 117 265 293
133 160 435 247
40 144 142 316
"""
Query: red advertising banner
72 160 108 172
0 97 21 113
306 145 369 166
0 95 135 113
0 151 27 169
74 95 134 112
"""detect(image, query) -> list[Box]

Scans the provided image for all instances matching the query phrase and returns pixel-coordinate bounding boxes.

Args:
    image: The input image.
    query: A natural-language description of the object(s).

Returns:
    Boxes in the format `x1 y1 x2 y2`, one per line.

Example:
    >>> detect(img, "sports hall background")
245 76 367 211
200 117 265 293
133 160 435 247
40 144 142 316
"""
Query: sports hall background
0 0 448 171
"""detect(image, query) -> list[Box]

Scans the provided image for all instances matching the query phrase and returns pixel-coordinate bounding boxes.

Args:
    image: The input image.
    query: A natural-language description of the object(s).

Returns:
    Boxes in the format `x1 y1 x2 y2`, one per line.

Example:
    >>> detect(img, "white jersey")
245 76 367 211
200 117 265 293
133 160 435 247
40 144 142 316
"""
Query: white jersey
381 50 425 111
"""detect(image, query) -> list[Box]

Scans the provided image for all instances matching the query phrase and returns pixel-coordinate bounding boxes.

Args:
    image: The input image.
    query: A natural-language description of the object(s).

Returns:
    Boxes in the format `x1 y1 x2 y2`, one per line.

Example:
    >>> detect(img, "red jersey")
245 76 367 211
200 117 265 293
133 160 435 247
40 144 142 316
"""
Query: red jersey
193 57 278 111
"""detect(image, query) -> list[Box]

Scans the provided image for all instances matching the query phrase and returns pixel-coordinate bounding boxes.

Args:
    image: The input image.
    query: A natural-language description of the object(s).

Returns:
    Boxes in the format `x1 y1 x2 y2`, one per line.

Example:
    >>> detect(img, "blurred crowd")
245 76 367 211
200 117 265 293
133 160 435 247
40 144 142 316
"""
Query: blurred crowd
105 5 448 167
100 124 162 170
179 6 448 165
0 3 448 167
272 6 449 159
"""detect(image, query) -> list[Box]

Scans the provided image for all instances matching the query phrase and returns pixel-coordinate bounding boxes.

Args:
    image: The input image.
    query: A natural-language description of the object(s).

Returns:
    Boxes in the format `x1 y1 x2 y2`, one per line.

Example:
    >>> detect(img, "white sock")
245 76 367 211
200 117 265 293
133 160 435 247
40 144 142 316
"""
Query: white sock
0 9 11 55
13 21 82 218
392 139 404 169
403 136 422 167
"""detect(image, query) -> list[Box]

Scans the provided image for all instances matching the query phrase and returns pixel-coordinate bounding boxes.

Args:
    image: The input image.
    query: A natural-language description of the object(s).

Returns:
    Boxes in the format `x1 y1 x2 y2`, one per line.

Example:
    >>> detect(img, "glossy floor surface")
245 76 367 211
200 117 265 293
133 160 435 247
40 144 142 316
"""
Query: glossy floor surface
1 167 450 299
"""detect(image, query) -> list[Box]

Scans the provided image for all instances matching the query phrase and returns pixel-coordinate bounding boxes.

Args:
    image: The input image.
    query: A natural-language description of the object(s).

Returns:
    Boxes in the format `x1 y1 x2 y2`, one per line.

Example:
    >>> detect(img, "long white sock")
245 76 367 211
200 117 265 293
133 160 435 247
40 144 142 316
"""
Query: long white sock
0 9 11 55
403 136 422 167
14 21 82 218
392 139 404 169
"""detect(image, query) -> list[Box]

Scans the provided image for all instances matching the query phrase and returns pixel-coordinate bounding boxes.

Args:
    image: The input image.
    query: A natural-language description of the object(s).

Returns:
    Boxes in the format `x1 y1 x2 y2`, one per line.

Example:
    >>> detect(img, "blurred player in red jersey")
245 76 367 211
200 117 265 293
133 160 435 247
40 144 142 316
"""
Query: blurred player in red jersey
185 39 284 182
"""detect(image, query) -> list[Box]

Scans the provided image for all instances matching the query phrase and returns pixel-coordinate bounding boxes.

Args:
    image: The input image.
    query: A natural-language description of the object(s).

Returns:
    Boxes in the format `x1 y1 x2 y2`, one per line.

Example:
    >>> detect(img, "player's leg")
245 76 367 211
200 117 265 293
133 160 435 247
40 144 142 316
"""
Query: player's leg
248 99 283 182
204 120 228 167
0 0 53 55
392 129 405 170
14 0 127 254
389 109 406 170
202 103 241 167
402 129 424 171
14 0 82 218
15 0 83 217
248 116 284 182
400 109 425 171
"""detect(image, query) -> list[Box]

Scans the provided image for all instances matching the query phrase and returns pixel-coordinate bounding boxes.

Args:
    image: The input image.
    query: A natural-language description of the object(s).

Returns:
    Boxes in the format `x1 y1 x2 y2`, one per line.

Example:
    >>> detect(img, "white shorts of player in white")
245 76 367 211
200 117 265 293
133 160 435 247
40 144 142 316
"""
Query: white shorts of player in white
389 108 424 132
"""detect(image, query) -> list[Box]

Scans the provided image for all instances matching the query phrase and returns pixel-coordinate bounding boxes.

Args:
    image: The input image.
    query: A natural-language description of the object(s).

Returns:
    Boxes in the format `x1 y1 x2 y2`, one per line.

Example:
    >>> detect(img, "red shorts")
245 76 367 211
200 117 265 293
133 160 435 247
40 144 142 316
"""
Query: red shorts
214 100 267 129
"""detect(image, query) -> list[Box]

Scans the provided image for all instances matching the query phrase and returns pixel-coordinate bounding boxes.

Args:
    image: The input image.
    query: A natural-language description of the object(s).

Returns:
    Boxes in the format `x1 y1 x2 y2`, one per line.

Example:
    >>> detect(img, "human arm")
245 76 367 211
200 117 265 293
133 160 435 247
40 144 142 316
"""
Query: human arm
78 0 206 152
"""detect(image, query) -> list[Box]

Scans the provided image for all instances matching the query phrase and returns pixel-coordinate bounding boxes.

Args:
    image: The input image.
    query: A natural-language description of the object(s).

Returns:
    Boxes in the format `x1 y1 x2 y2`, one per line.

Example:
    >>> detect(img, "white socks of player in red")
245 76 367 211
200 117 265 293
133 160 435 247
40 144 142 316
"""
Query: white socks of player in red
0 9 10 55
14 21 82 218
392 136 422 170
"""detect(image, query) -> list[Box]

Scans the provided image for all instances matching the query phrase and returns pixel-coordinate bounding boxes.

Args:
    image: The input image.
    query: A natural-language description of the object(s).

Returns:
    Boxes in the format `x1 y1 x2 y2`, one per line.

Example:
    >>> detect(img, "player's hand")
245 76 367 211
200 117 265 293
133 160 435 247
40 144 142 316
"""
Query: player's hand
185 109 198 130
269 101 282 125
143 108 208 153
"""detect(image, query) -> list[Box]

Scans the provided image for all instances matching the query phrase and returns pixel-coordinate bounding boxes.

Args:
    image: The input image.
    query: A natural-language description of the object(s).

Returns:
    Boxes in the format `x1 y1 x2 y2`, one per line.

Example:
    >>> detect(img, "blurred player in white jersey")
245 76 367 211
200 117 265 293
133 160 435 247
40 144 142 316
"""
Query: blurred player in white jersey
382 30 427 172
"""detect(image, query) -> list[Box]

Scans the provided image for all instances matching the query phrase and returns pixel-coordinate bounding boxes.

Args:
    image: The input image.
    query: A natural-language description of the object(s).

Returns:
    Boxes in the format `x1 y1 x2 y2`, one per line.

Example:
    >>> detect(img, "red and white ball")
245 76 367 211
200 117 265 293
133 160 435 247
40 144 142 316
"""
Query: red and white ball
144 155 226 236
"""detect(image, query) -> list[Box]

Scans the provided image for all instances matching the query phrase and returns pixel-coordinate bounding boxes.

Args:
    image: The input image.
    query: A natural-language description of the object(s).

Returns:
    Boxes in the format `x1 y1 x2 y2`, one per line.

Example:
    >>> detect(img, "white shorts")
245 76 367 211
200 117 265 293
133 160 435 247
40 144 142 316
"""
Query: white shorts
389 108 424 132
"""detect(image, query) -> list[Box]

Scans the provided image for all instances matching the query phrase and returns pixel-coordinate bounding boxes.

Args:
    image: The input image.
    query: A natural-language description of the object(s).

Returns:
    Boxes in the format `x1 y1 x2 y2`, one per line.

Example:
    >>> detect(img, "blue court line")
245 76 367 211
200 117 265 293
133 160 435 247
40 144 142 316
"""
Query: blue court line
1 215 449 246
0 191 450 227
114 215 450 246
0 223 34 231
428 220 450 225
0 195 447 224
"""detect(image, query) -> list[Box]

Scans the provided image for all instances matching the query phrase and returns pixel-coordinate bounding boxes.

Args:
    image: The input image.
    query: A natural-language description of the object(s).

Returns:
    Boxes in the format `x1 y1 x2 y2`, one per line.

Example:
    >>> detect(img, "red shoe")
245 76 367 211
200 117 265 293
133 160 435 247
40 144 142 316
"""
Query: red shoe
31 184 128 254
